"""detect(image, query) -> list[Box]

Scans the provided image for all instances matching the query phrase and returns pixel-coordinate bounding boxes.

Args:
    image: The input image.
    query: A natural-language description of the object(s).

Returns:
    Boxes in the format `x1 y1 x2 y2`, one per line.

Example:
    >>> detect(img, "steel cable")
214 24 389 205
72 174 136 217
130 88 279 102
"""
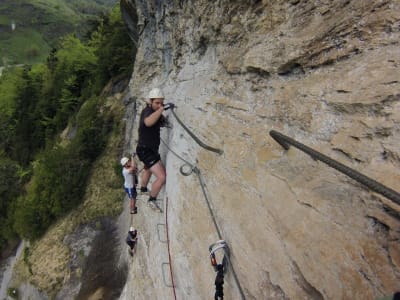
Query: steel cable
161 138 246 299
170 108 223 155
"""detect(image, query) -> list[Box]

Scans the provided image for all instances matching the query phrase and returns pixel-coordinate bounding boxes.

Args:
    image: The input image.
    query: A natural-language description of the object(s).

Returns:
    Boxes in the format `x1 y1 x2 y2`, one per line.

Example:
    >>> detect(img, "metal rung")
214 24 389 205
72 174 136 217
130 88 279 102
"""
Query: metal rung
270 130 400 205
157 223 167 243
161 262 173 287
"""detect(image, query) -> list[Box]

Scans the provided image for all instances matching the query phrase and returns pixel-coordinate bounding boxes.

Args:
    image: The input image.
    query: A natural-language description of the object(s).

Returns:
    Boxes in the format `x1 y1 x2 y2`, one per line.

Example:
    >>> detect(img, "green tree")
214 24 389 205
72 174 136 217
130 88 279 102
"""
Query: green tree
14 146 90 239
0 154 23 249
90 5 135 88
0 68 24 153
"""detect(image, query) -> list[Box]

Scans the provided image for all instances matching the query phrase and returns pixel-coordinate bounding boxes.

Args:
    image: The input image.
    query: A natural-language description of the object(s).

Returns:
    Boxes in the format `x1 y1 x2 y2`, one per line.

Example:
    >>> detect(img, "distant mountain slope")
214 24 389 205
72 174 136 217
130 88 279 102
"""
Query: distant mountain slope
0 0 117 65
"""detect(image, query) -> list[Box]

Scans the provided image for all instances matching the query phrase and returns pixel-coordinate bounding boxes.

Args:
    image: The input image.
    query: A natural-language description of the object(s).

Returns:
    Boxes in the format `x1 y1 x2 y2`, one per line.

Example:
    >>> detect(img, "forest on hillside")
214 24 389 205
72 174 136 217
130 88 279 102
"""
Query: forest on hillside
0 5 135 255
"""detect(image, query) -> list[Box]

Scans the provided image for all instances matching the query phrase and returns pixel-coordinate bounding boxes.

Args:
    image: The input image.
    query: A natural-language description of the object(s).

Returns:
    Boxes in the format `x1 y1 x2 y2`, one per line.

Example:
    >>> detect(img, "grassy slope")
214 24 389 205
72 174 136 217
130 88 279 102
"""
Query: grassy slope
0 0 116 65
11 91 126 297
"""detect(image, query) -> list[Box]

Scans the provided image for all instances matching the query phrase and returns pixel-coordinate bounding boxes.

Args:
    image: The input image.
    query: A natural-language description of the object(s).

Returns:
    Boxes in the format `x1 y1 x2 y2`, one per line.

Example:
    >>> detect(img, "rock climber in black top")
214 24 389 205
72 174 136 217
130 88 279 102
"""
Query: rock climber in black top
136 88 168 205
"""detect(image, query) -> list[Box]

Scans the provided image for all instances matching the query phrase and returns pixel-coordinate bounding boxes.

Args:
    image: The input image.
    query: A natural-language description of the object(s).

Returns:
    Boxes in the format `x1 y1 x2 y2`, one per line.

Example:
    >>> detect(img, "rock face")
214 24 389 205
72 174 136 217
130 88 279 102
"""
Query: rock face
120 0 400 299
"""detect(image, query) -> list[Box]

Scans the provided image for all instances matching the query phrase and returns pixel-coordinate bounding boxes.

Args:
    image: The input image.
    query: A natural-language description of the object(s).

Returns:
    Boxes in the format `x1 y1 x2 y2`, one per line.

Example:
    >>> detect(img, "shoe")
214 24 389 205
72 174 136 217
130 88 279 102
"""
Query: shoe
139 186 149 195
130 207 138 214
148 198 162 212
148 200 157 210
148 196 157 202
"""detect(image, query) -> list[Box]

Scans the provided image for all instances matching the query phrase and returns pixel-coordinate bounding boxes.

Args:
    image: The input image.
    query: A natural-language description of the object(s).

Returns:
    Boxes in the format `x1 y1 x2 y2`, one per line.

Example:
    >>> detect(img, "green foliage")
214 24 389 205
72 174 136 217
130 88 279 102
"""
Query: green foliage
46 35 98 132
13 95 116 239
10 65 49 164
90 6 135 87
113 162 124 186
23 246 33 274
0 3 135 243
56 35 97 75
7 287 18 299
72 97 108 160
0 67 24 116
14 145 90 239
0 154 23 247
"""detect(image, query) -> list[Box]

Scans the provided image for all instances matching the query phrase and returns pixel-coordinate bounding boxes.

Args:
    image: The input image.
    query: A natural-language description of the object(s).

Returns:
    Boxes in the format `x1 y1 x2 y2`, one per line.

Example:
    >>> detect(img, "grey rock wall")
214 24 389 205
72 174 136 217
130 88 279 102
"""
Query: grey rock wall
120 0 400 299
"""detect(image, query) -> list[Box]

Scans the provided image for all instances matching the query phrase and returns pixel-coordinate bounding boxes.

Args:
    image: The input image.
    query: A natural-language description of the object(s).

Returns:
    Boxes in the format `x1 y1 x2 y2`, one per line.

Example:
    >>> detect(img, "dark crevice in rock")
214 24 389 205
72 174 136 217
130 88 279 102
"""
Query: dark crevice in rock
195 107 207 113
291 260 324 300
332 147 363 163
226 105 248 112
326 94 399 116
374 127 393 138
359 248 389 295
246 66 270 78
382 81 398 85
278 62 305 77
299 202 313 208
359 269 371 282
297 198 345 227
195 35 208 57
380 148 400 165
366 215 390 235
261 271 290 300
371 0 391 11
382 205 400 223
364 212 400 280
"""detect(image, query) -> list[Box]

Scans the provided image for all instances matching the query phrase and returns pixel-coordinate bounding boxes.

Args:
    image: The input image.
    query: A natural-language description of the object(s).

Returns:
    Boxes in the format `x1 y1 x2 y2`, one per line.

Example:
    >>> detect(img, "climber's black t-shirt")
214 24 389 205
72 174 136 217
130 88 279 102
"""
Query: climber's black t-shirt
137 105 161 152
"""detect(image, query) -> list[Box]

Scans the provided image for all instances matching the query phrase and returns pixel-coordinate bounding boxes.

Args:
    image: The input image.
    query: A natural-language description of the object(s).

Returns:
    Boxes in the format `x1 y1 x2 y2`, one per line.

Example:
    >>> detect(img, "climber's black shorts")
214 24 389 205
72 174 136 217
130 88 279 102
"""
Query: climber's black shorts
136 146 160 169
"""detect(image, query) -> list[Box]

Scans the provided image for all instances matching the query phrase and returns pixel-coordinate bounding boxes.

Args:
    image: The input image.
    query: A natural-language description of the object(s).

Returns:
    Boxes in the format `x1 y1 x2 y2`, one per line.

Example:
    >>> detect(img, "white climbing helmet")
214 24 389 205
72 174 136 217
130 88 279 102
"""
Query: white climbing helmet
148 87 164 99
120 157 129 166
129 226 136 232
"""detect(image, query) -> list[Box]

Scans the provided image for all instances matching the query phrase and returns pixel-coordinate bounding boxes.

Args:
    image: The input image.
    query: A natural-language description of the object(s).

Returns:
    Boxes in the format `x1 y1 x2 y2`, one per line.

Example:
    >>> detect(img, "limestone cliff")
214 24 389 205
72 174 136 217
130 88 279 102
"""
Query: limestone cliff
120 0 400 299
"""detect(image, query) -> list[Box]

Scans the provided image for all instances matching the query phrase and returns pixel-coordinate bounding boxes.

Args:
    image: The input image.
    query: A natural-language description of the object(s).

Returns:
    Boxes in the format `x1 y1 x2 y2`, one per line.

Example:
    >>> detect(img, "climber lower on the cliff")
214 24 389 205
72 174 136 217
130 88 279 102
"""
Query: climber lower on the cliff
136 87 172 207
121 155 138 214
126 227 138 255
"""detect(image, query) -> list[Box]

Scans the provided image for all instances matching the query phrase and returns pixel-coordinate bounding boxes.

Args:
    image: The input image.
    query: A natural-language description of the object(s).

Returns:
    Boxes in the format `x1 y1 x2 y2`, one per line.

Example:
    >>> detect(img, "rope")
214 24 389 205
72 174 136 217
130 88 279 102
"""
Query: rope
170 108 224 155
161 138 246 300
165 196 177 299
270 130 400 205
